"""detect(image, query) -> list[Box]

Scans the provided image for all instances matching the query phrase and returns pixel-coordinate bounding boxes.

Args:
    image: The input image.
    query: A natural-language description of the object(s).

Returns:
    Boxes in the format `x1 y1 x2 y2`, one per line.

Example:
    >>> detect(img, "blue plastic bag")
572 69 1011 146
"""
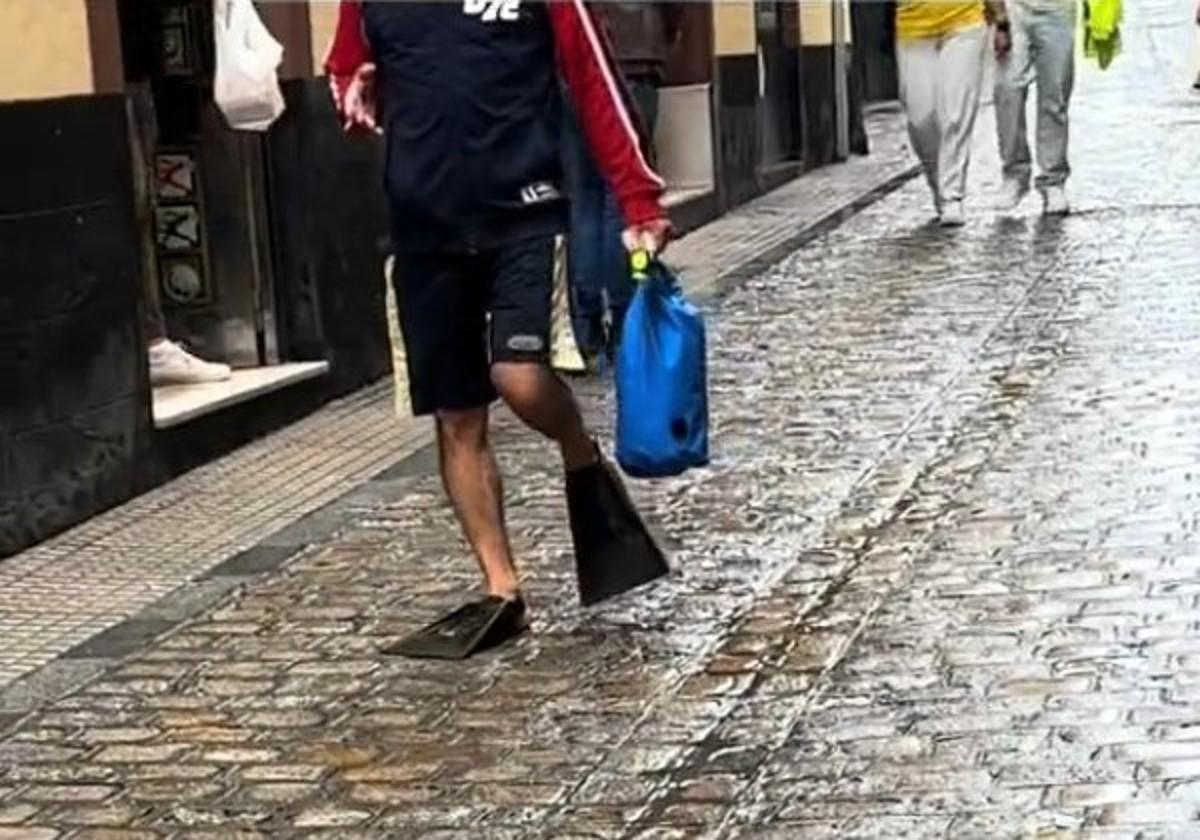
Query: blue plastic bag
615 256 709 478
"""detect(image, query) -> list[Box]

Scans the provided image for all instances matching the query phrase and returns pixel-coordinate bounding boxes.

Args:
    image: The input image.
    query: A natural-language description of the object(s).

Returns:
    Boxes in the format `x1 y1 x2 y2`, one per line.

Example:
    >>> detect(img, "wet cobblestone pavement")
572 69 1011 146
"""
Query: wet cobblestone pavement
3 2 1200 837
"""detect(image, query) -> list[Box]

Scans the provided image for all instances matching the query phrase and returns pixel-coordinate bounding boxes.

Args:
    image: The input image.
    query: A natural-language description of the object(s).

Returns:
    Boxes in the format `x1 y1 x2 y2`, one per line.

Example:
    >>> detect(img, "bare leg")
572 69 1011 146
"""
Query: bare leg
490 362 597 471
436 407 521 600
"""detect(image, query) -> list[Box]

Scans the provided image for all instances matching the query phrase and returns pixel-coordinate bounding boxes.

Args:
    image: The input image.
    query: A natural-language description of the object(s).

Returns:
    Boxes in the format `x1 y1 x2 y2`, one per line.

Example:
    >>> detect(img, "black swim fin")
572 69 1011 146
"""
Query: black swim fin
382 596 527 660
567 455 668 606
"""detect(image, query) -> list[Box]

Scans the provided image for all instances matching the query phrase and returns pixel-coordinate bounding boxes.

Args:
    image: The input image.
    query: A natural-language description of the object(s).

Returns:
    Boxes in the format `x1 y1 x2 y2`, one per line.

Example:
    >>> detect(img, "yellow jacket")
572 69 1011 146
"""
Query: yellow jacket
1084 0 1123 68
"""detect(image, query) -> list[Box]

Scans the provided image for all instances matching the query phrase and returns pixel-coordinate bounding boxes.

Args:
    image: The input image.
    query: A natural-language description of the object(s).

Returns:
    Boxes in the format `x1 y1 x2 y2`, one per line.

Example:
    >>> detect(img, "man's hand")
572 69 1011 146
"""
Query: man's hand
340 63 380 134
621 217 673 256
994 25 1013 58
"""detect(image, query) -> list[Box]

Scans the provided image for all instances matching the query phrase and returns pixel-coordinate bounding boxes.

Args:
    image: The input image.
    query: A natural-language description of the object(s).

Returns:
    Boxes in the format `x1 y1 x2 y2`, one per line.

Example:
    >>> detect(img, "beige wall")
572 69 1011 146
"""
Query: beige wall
799 0 853 47
0 0 94 102
714 0 757 57
310 1 340 74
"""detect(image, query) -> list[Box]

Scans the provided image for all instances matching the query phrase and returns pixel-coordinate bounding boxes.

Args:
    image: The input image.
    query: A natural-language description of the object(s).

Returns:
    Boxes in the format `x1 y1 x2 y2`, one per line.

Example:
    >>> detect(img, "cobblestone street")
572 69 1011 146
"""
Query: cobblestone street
3 1 1200 837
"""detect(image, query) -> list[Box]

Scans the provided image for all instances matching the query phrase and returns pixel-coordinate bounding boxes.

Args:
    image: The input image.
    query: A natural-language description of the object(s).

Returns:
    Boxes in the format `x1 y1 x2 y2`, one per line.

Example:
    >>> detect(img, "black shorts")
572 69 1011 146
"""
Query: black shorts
391 236 559 416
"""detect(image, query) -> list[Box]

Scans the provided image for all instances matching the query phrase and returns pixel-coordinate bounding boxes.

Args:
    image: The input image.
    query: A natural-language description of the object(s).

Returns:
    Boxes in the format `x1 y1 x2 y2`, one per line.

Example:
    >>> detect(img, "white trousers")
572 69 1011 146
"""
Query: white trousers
897 24 988 205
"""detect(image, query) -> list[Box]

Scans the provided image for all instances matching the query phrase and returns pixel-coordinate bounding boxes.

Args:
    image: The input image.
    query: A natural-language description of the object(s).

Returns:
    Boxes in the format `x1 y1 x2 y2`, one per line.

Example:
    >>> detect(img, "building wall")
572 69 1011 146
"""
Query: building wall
709 0 868 206
798 0 868 164
0 0 150 556
712 0 761 207
853 0 900 102
265 78 392 391
0 2 94 101
267 6 393 394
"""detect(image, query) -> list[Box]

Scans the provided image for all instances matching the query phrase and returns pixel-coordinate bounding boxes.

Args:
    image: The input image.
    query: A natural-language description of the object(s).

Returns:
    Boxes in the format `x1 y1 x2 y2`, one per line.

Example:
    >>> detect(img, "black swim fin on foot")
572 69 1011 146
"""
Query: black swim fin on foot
567 455 668 606
382 596 527 660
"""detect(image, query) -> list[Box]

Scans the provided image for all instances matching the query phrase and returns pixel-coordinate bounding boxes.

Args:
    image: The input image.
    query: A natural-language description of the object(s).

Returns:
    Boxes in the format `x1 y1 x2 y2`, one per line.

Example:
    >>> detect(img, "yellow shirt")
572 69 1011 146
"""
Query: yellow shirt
896 1 985 41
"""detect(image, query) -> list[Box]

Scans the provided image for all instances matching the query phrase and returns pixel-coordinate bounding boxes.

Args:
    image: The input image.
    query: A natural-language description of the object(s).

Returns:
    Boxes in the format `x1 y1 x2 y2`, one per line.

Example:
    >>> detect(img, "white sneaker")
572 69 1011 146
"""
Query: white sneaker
939 200 965 228
999 178 1030 211
148 340 232 386
1042 186 1070 216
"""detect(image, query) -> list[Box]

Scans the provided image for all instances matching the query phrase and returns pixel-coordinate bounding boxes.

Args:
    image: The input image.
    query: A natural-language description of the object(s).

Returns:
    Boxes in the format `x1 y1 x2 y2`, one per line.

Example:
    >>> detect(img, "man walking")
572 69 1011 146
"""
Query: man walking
325 0 672 658
994 0 1076 215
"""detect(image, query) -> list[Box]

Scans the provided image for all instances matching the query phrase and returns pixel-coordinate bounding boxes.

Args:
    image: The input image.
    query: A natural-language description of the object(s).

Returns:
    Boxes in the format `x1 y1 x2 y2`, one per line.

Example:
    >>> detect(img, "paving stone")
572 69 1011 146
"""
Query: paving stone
292 806 372 828
20 786 117 804
0 803 41 825
241 783 320 804
0 829 60 840
76 728 160 746
124 782 226 804
93 744 188 764
41 804 145 828
201 748 279 765
238 765 328 783
122 765 221 782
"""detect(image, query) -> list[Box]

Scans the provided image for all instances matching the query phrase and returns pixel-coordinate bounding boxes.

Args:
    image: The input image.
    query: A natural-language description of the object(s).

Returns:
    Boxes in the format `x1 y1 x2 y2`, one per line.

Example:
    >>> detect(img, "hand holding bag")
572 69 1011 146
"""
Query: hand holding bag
213 0 287 132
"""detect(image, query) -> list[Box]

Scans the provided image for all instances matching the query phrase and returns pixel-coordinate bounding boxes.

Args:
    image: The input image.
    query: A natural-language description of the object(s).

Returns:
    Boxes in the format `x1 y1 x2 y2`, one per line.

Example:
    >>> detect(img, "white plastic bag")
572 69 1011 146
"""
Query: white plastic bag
213 0 286 132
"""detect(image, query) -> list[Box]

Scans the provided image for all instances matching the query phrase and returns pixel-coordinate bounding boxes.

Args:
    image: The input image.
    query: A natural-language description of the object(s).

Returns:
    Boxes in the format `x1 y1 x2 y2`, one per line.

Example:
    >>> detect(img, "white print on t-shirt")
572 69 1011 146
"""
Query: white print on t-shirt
463 0 521 23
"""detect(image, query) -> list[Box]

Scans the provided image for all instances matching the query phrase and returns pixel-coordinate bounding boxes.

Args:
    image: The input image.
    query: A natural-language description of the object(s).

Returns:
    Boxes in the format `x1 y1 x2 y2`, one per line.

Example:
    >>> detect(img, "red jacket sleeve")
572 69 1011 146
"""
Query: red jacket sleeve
547 0 666 227
323 0 373 113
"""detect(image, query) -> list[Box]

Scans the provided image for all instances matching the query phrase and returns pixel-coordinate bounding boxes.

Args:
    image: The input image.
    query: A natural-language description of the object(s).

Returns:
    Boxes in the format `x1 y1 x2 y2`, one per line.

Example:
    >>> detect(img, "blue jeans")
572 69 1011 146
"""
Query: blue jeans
562 79 659 357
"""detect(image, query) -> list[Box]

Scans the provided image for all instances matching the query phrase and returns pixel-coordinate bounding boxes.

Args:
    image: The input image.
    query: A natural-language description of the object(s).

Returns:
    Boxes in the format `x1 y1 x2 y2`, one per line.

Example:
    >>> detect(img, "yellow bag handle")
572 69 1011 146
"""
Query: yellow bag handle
630 249 652 282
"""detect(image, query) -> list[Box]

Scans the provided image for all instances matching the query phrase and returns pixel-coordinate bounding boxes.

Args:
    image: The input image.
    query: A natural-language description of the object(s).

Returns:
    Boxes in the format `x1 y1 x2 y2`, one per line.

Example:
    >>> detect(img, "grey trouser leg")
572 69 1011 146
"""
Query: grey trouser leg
995 2 1075 188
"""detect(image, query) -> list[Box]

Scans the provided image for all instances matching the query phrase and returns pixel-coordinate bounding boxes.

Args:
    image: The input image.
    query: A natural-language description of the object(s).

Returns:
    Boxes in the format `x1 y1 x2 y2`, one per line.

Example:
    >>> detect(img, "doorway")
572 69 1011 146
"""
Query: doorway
118 0 328 428
119 0 277 370
755 0 803 171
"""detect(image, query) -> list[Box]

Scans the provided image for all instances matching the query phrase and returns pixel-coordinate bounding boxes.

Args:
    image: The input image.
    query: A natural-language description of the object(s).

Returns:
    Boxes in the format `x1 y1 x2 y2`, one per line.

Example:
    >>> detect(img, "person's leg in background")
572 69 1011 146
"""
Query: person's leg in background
1030 2 1075 214
562 101 609 365
934 24 988 226
630 78 661 141
600 189 631 358
994 6 1036 210
127 81 231 387
896 35 944 217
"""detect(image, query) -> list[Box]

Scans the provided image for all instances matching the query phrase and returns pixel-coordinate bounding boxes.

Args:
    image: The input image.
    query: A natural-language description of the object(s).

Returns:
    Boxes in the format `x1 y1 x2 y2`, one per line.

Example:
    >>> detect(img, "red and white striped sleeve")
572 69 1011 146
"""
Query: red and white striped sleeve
323 0 373 116
547 0 667 228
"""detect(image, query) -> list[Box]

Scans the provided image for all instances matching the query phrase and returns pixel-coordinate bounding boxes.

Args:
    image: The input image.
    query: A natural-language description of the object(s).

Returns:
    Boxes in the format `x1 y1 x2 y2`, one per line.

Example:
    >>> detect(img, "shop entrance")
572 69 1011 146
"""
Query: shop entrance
756 0 804 170
117 0 327 427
